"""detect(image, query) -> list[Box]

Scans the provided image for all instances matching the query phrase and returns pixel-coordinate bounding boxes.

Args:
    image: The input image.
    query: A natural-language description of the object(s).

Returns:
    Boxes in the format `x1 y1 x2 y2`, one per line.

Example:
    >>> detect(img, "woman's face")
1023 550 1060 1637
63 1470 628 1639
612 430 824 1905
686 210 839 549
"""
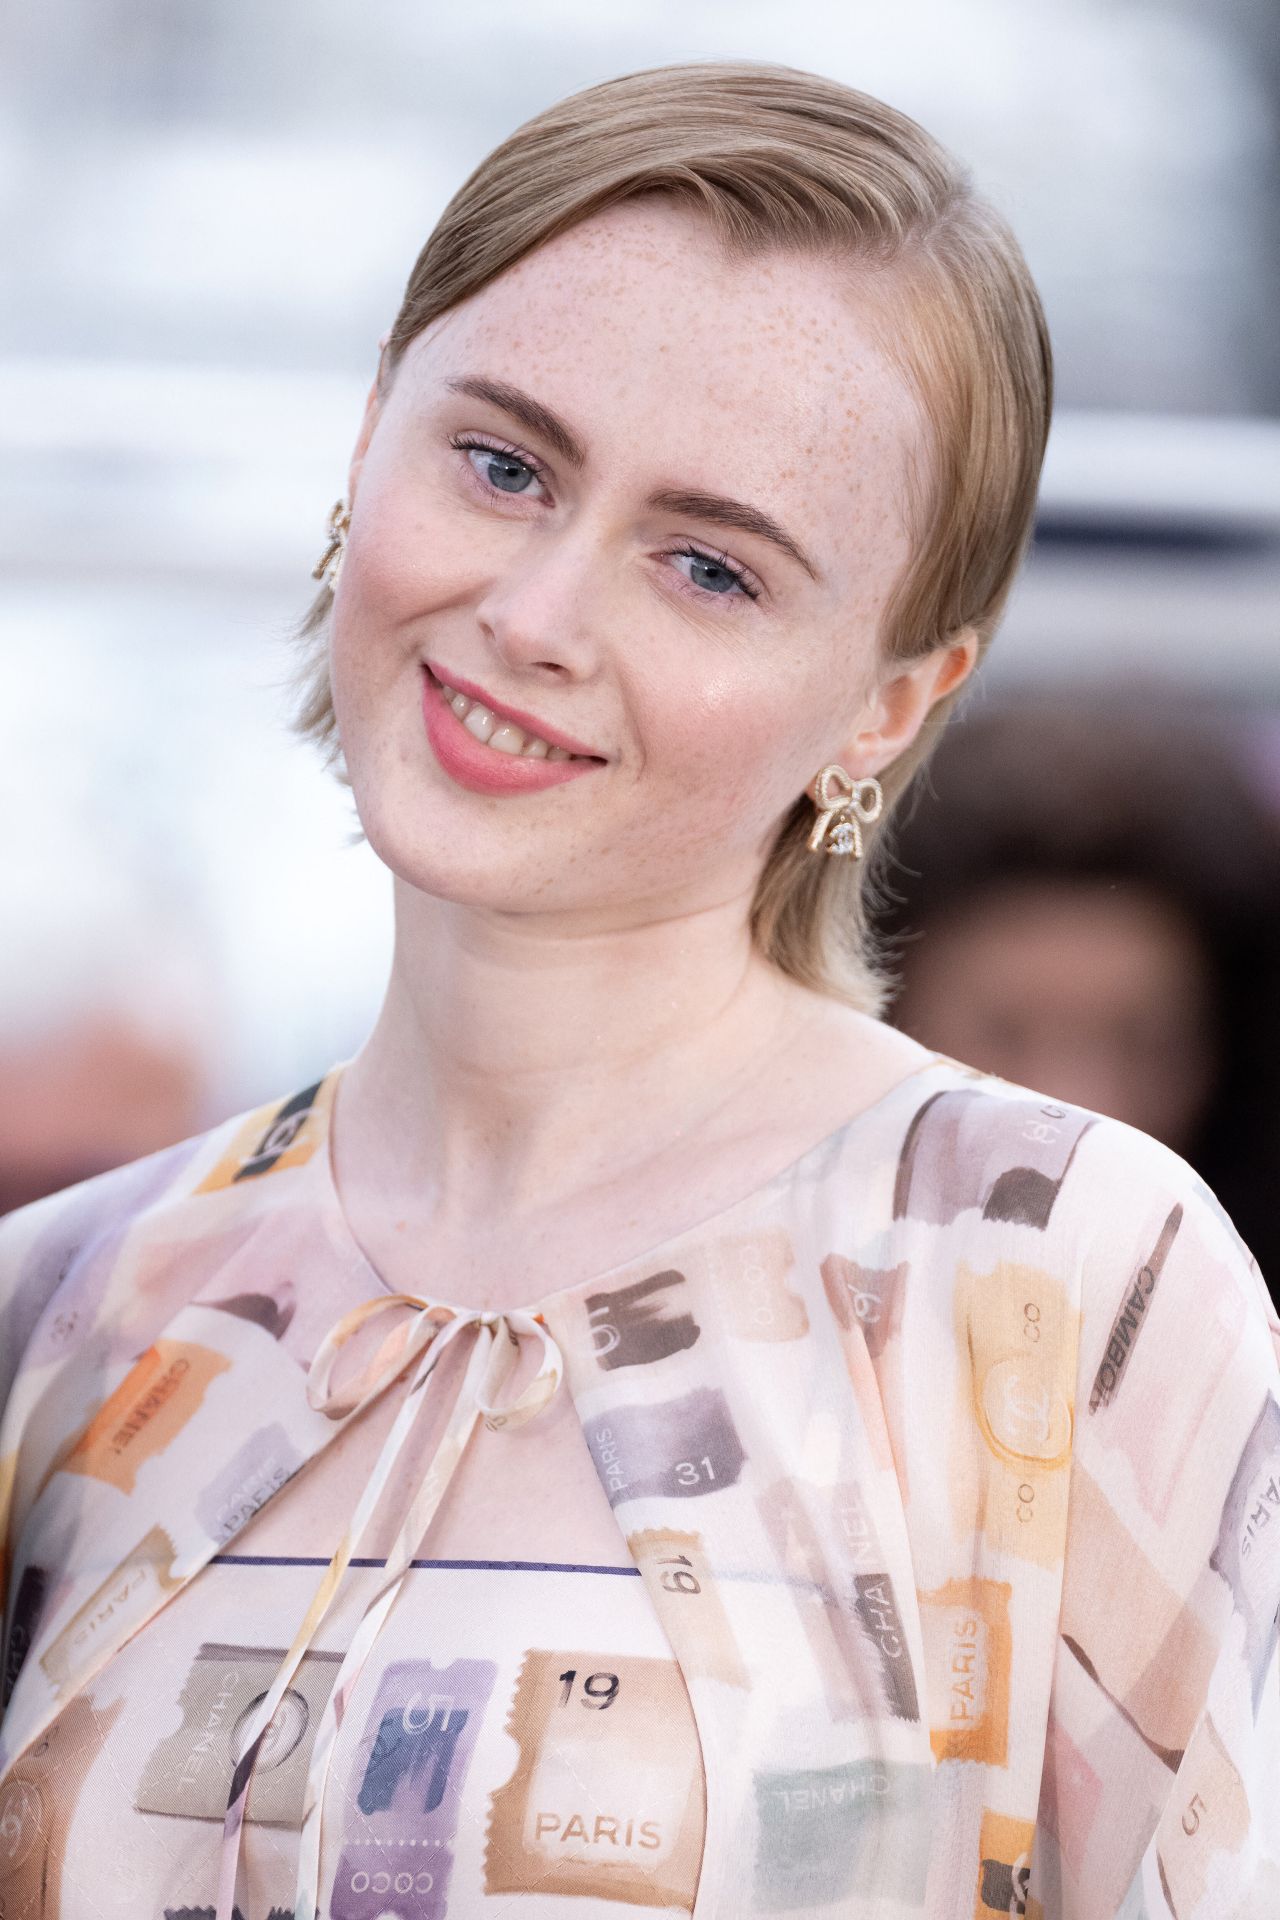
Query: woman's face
892 879 1219 1152
330 197 966 928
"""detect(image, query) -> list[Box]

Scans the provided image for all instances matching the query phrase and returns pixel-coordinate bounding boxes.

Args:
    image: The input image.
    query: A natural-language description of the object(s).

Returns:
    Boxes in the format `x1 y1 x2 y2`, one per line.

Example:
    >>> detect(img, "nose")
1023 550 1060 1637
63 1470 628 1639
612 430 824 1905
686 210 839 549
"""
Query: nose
474 517 604 681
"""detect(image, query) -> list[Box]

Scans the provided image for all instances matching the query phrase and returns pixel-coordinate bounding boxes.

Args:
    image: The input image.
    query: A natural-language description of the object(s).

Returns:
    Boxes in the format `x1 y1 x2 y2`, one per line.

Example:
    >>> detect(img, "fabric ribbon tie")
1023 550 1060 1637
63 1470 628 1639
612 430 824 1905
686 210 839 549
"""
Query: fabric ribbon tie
213 1292 564 1920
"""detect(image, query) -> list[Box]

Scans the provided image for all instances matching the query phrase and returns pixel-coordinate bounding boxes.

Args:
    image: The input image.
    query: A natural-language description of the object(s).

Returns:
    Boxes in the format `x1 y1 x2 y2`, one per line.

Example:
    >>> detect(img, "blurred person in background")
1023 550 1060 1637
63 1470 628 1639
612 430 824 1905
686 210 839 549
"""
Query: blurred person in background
873 682 1280 1303
0 818 224 1213
0 1017 212 1220
1 62 1277 1920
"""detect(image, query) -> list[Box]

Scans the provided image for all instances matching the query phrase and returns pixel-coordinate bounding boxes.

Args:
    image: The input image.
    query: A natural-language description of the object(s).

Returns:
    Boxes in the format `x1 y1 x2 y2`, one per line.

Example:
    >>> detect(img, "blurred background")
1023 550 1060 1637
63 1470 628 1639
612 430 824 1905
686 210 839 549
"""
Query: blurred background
3 1 1279 1286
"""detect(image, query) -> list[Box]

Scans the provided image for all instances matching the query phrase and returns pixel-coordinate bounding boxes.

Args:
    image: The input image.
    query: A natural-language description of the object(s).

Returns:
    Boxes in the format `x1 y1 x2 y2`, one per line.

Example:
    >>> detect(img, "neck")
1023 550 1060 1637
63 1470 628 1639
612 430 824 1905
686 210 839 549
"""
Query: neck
335 877 809 1229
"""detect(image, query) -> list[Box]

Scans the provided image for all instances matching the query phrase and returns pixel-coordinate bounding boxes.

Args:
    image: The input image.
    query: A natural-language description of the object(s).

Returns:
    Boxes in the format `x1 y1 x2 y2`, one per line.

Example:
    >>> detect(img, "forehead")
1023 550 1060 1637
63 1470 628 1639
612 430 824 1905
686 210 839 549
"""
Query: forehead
409 199 924 567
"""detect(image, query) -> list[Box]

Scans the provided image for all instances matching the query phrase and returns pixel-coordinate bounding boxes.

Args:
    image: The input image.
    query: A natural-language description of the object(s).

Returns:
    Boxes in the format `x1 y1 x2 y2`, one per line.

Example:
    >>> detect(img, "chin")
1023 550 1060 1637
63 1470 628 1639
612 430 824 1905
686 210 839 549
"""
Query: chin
348 776 561 917
354 790 503 905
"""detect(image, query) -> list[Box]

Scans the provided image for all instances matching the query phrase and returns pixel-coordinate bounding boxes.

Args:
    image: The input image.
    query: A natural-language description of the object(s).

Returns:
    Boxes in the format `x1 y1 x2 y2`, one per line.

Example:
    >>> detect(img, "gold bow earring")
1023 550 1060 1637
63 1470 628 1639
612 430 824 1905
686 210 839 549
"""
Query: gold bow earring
311 497 351 590
806 764 884 859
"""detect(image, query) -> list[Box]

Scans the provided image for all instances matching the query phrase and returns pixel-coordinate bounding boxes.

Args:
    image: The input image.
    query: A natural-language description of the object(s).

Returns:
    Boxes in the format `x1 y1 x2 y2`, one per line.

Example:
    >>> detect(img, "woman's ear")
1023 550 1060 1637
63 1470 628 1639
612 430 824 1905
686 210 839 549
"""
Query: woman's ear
839 629 979 774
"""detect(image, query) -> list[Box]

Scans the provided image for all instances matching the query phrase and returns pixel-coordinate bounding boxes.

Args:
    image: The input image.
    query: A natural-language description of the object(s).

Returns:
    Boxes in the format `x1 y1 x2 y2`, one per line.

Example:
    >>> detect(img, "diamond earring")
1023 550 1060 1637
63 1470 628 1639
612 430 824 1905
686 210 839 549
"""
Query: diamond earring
806 765 884 859
311 497 351 590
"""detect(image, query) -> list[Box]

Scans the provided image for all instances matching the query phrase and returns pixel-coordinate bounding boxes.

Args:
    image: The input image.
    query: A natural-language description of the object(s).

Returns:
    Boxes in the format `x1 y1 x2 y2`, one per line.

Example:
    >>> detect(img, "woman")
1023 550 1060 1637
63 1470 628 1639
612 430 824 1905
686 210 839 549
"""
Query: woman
1 61 1276 1920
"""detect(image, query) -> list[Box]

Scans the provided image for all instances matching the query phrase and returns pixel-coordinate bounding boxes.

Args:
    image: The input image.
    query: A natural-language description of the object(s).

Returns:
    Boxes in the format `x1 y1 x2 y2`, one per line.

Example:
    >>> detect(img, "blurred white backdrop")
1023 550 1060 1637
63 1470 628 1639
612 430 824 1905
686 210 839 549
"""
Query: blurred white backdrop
2 0 1278 1125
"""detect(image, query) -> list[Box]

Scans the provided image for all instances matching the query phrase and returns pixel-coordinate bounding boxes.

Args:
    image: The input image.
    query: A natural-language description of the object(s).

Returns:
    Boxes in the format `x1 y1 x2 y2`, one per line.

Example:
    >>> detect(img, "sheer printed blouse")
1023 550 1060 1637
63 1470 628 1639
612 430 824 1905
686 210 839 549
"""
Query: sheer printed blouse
1 1052 1278 1919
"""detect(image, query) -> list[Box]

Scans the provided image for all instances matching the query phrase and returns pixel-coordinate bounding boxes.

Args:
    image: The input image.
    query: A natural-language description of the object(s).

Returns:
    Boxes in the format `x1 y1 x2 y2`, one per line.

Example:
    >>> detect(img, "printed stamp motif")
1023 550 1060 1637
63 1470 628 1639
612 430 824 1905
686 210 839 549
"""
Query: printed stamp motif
332 1657 495 1920
195 1424 303 1546
1092 1214 1246 1526
894 1090 1093 1231
851 1575 919 1721
39 1525 180 1695
758 1479 920 1724
697 1228 809 1343
627 1528 748 1688
918 1577 1013 1767
1154 1714 1250 1919
753 1759 931 1909
206 1282 297 1342
0 1694 124 1918
2 1563 47 1709
164 1908 291 1919
584 1388 747 1508
585 1270 701 1370
1209 1393 1280 1708
821 1255 907 1363
820 1260 906 1480
196 1081 326 1193
53 1339 229 1495
972 1809 1035 1916
485 1648 703 1910
136 1640 341 1824
952 1261 1076 1567
1088 1206 1182 1413
587 1231 807 1353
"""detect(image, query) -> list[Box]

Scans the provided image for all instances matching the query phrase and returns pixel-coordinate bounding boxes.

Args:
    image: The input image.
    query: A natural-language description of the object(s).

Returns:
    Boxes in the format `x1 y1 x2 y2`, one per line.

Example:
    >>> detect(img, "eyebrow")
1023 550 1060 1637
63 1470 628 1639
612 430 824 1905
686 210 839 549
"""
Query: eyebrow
645 489 820 581
445 374 821 582
446 375 587 469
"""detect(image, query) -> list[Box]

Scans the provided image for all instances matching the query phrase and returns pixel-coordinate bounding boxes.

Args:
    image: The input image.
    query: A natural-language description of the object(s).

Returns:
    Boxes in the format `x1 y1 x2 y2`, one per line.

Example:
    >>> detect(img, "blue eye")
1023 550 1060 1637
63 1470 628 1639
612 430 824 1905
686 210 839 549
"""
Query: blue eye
451 435 543 496
673 544 758 601
686 554 738 594
473 446 536 493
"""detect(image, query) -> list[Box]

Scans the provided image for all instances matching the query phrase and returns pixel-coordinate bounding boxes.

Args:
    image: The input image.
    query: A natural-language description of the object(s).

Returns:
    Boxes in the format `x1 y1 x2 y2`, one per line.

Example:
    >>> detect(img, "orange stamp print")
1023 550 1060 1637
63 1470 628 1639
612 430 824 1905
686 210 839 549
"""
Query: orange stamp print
39 1525 180 1695
918 1578 1012 1766
54 1339 229 1495
628 1528 747 1688
195 1079 331 1193
972 1809 1036 1917
485 1649 704 1910
952 1261 1076 1568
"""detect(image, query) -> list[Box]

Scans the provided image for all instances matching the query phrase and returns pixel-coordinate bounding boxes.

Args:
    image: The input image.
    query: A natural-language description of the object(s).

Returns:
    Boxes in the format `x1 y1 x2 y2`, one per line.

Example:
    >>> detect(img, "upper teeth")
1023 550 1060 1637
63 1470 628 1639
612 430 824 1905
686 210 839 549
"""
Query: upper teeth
439 682 580 760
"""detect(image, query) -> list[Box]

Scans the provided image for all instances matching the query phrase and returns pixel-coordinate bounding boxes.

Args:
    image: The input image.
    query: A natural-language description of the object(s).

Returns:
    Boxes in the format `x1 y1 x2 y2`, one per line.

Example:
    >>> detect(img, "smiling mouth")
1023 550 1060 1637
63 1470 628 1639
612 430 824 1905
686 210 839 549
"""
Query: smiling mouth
427 669 605 763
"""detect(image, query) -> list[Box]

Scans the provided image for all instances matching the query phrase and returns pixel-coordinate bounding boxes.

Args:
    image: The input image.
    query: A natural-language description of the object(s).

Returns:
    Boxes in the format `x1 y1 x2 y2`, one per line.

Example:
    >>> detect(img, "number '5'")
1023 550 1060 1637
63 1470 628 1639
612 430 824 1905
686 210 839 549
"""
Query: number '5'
1182 1792 1207 1835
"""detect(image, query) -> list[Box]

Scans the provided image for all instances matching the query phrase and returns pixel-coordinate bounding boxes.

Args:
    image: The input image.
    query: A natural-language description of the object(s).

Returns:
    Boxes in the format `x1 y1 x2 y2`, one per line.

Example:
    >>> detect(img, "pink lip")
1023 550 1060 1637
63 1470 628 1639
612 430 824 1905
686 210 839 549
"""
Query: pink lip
424 659 604 759
421 668 606 796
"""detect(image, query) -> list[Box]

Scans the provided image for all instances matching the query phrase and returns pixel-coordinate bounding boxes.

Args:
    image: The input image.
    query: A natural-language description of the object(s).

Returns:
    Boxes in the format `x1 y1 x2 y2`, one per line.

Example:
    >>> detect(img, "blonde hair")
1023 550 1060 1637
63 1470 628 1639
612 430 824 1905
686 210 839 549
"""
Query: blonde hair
292 61 1052 1014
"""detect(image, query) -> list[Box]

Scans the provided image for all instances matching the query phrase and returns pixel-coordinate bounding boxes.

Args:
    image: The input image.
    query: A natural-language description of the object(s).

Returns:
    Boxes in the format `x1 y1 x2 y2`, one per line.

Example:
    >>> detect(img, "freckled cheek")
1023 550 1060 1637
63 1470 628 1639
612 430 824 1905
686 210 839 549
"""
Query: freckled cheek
346 521 460 625
635 680 816 818
332 528 486 710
